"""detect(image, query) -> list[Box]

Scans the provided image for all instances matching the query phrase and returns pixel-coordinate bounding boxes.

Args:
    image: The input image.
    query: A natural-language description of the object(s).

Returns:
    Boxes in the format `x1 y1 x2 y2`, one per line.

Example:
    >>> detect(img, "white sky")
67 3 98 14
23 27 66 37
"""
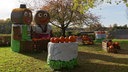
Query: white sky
0 0 20 19
0 0 128 27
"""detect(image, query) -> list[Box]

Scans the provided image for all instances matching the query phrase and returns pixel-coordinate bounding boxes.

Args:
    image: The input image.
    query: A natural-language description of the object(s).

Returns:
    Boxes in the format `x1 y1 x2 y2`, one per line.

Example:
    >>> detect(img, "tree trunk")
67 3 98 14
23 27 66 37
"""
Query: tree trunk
61 28 66 37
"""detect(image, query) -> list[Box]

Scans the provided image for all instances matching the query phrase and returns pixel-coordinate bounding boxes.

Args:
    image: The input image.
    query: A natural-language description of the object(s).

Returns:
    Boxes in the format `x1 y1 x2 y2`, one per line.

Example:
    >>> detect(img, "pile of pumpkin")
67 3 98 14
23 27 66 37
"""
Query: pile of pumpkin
50 36 77 43
107 40 121 53
82 35 93 45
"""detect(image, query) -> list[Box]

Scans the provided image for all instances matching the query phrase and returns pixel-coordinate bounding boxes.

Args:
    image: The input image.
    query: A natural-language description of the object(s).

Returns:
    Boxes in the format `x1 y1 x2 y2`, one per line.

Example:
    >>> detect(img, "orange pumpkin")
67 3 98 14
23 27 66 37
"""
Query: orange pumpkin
114 42 119 46
50 37 55 43
69 36 76 42
54 37 59 43
59 36 65 43
109 45 114 49
107 42 112 47
65 37 69 43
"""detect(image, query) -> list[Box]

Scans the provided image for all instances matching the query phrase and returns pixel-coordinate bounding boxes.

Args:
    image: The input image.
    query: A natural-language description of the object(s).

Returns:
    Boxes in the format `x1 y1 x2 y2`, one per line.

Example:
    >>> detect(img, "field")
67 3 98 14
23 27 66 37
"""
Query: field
0 41 128 72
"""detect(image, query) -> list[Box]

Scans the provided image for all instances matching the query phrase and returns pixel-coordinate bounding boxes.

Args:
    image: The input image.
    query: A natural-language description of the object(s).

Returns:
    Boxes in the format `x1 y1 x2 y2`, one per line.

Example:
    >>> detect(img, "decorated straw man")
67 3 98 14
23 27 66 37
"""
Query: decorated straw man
11 4 33 52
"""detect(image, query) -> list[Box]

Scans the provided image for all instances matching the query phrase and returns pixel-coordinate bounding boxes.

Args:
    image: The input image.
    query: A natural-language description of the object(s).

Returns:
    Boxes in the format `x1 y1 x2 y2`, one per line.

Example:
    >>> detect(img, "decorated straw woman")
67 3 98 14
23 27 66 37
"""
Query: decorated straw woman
31 10 52 39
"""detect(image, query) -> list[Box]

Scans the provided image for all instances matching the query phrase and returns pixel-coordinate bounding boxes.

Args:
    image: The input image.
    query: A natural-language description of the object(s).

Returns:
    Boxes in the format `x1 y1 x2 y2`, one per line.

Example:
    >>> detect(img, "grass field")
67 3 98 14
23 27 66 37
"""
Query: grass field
0 42 128 72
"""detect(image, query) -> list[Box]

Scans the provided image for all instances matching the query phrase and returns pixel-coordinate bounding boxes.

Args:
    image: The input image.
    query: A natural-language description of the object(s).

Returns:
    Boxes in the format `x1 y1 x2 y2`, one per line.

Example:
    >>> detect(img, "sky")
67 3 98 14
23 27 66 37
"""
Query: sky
89 1 128 27
0 0 128 27
0 0 20 19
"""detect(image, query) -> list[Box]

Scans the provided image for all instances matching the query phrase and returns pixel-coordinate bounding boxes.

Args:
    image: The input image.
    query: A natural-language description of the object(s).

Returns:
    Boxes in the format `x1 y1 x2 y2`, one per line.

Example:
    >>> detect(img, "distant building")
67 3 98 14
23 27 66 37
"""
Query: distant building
110 29 128 39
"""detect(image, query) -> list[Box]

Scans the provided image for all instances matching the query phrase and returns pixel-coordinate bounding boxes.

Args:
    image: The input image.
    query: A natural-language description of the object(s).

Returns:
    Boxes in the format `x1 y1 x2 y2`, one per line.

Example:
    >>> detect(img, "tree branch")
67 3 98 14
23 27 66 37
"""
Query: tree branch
49 21 61 28
64 11 74 28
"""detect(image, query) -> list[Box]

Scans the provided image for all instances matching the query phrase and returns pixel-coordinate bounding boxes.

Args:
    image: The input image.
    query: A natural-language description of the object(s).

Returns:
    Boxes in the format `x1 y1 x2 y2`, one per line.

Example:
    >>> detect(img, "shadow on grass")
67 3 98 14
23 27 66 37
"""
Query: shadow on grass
21 51 48 61
15 46 128 72
43 51 128 72
118 49 128 55
79 52 128 65
71 52 128 72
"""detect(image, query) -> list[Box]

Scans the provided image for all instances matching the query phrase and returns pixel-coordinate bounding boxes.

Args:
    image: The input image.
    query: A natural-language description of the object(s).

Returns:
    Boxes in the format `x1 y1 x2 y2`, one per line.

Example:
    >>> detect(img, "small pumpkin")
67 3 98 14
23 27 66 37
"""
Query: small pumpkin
54 37 59 43
65 37 69 43
50 37 55 43
109 45 114 49
107 42 112 47
114 42 119 46
59 36 65 43
69 36 76 42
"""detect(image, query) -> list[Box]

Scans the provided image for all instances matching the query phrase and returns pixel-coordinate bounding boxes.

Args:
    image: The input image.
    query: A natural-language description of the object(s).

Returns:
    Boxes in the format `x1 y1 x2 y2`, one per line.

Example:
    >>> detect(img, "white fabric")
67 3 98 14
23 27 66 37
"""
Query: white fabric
32 24 52 34
12 24 31 34
47 42 78 61
12 24 22 33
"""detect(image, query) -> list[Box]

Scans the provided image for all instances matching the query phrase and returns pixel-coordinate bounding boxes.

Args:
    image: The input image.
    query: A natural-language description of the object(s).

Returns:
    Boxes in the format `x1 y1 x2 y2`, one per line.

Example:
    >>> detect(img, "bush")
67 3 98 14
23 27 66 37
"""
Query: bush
0 35 11 47
52 31 61 37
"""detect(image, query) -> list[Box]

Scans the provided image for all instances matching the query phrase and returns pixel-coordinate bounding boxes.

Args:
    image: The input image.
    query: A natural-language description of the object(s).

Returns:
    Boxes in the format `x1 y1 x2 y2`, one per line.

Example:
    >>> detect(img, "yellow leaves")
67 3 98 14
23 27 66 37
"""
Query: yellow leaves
73 0 95 13
123 0 127 3
126 3 128 7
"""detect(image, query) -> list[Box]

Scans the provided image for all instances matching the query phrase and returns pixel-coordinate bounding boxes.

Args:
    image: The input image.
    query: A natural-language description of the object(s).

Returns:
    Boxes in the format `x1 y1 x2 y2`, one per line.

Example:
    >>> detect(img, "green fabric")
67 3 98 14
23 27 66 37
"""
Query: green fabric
11 39 20 52
22 25 31 41
11 26 20 52
47 58 77 69
11 25 31 52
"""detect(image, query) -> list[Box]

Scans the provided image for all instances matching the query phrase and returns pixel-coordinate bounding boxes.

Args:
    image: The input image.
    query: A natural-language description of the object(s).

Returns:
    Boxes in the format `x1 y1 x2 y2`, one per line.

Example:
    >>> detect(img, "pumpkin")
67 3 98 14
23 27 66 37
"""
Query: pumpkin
107 42 112 47
82 35 87 38
59 36 65 43
65 37 69 43
34 10 50 25
109 45 114 49
54 37 59 43
50 37 55 43
82 36 89 41
73 36 76 42
69 36 76 42
114 42 119 46
11 4 32 25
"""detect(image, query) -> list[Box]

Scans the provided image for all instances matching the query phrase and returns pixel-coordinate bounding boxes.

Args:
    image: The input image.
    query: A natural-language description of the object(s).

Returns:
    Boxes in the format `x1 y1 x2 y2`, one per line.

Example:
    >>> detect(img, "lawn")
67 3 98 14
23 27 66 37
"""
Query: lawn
0 42 128 72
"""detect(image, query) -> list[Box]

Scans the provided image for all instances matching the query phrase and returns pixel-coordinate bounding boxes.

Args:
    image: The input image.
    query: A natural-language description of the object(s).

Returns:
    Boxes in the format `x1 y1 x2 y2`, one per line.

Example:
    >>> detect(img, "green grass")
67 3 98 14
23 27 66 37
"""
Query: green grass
113 39 128 44
0 42 128 72
0 47 52 72
0 34 11 36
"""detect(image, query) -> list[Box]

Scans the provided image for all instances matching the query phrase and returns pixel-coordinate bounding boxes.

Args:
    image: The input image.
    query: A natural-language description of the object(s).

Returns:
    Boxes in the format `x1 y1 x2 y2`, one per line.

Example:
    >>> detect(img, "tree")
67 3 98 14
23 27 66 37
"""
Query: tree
20 0 100 36
43 0 101 36
0 18 12 34
73 0 128 13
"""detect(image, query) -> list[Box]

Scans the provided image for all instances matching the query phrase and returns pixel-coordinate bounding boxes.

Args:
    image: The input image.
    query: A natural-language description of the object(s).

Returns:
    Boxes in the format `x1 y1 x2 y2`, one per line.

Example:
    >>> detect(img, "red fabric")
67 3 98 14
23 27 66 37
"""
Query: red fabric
38 34 50 39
